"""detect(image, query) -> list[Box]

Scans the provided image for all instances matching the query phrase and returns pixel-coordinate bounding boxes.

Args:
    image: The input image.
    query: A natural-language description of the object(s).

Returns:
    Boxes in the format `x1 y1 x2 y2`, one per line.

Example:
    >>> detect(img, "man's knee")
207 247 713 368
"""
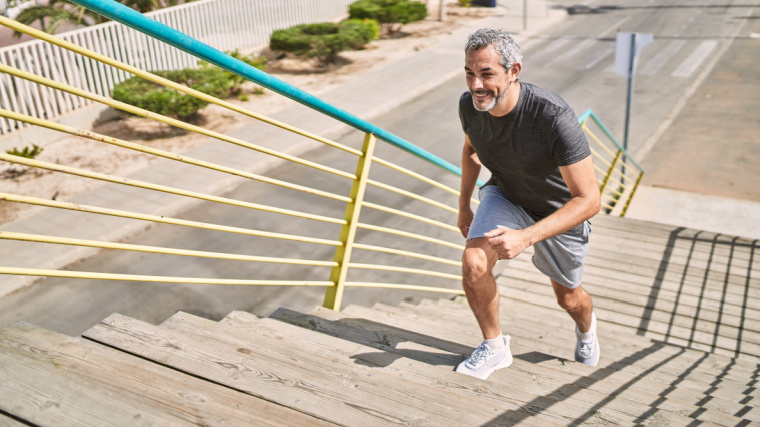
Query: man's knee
462 240 496 285
552 281 586 311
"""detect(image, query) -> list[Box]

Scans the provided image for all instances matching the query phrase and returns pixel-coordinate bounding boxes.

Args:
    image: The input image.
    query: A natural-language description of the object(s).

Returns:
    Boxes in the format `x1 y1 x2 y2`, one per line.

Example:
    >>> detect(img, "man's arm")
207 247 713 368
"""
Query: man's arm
485 155 600 258
458 135 482 238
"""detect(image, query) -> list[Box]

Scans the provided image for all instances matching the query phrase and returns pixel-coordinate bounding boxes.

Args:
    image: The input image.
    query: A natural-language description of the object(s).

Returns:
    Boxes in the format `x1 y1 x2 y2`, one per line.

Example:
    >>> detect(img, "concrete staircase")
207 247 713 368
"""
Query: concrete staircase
0 215 758 426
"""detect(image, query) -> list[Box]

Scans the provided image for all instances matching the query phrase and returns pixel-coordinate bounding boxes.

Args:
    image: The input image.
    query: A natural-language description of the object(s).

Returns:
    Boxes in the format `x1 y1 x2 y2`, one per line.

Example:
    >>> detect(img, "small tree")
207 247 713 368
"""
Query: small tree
269 19 379 66
348 0 427 33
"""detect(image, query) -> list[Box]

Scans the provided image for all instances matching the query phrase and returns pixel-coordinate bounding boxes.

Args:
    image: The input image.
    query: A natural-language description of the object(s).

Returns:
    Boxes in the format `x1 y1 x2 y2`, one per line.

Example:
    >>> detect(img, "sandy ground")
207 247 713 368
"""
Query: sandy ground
0 6 496 225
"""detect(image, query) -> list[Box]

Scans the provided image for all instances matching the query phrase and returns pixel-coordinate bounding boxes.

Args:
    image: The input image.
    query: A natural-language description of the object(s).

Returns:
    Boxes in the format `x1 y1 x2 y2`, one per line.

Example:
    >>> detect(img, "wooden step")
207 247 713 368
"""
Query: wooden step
338 304 744 426
217 310 616 427
376 300 759 405
506 252 760 308
280 305 758 425
83 312 537 427
0 412 34 427
443 295 759 379
0 328 195 427
412 299 760 417
497 268 760 356
159 311 563 426
496 279 760 362
0 321 333 427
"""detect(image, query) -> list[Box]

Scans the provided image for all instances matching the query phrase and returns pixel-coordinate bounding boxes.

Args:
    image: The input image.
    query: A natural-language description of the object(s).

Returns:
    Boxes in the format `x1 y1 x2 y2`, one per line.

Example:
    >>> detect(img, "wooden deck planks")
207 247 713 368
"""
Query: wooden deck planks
82 313 485 427
0 322 335 427
0 345 194 427
161 311 567 427
278 305 758 425
338 304 742 426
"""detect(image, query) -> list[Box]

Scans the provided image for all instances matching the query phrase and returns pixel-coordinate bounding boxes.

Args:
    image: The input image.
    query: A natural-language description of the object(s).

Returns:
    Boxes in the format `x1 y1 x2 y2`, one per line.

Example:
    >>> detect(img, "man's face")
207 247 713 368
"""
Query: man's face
465 47 511 113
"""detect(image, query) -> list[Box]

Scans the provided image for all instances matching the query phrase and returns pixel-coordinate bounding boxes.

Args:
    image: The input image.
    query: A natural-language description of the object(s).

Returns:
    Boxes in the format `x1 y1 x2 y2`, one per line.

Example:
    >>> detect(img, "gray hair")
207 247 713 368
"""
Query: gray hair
465 29 523 71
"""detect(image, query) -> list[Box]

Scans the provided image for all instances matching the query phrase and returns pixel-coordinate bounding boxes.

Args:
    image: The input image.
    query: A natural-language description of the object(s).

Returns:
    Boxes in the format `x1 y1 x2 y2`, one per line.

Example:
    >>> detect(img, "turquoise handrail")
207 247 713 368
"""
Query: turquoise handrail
577 109 645 172
68 0 486 186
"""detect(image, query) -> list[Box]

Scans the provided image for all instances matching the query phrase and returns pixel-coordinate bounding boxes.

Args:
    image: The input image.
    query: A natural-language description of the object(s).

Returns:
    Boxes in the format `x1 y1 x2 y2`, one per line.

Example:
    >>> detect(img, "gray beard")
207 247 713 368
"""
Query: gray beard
472 90 506 112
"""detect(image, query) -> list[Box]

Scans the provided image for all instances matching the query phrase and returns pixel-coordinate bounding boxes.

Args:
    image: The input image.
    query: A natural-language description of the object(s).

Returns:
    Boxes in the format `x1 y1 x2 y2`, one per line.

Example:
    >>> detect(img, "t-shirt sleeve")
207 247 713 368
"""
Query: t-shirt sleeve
551 107 591 166
458 92 470 133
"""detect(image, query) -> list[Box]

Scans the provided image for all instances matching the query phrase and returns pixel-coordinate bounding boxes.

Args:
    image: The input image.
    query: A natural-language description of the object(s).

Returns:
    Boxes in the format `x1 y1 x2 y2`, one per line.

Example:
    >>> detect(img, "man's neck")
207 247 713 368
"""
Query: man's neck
488 81 521 117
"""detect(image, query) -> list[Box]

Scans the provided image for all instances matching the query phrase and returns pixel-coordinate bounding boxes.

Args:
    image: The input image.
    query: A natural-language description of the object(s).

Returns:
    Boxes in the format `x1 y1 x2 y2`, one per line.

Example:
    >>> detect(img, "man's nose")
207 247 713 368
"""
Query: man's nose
471 77 484 90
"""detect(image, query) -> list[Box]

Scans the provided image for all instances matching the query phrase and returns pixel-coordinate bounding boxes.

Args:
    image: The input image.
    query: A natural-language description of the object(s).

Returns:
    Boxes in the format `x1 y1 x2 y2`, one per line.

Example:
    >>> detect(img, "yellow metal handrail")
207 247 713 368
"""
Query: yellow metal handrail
0 18 468 310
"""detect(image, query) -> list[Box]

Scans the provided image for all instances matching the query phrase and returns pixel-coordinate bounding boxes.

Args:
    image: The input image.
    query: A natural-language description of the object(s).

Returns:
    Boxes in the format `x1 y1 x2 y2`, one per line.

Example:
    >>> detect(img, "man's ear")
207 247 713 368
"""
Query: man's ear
509 62 522 82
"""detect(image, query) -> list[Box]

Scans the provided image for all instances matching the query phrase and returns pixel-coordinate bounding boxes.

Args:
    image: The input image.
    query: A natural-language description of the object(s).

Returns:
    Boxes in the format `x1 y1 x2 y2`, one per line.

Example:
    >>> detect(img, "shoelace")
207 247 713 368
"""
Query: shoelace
578 340 594 358
467 343 495 368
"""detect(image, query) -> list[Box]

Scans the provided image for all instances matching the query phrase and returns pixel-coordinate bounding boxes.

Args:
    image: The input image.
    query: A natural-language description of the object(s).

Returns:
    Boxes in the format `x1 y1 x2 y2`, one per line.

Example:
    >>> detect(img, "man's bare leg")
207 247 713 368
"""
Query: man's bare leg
462 237 501 339
550 278 593 332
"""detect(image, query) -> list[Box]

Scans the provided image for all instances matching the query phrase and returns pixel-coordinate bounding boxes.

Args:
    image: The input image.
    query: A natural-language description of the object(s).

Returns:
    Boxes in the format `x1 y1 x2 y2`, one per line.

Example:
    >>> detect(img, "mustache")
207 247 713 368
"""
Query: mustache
471 90 494 95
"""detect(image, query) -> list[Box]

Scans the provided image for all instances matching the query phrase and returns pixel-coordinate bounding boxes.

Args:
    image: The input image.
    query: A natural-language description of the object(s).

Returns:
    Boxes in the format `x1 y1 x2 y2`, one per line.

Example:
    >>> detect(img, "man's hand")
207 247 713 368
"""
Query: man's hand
484 226 531 260
457 207 474 238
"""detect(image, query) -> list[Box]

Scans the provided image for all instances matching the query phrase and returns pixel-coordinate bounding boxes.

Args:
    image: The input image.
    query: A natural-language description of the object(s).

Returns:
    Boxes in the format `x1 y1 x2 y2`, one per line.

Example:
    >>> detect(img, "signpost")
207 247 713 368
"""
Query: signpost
614 32 652 183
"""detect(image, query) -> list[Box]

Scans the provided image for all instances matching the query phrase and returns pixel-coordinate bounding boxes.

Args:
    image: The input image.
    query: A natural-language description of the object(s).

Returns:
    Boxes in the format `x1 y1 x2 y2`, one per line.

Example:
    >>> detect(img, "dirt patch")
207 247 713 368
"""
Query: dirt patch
0 10 481 225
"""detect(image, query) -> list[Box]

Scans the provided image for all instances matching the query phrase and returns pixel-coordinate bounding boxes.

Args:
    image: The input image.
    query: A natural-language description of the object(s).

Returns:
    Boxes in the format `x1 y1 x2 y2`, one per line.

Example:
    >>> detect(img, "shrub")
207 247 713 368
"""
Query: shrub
6 144 44 159
269 19 379 65
349 0 427 29
113 51 266 119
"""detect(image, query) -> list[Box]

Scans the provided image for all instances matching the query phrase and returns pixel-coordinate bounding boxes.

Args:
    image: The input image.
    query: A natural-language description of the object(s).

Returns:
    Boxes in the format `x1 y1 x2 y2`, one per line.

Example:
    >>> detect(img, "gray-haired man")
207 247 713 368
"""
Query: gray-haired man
456 29 601 379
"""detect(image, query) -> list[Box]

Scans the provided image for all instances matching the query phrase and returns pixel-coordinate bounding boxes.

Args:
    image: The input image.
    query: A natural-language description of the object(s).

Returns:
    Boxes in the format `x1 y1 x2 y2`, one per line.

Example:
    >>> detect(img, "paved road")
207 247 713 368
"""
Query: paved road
2 0 757 335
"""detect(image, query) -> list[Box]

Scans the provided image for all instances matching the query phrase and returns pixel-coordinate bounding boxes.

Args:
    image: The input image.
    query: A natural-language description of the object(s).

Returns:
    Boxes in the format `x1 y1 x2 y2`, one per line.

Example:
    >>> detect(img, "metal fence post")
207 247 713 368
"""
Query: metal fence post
323 132 376 311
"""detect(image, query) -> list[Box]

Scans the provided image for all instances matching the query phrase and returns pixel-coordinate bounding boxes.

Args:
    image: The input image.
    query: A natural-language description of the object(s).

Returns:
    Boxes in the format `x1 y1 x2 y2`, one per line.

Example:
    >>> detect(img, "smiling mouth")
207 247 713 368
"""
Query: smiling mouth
472 91 493 100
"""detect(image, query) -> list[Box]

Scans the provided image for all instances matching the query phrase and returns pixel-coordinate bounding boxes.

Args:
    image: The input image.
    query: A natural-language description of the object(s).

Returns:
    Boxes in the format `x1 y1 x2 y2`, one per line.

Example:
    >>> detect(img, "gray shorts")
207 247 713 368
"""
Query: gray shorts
467 185 591 289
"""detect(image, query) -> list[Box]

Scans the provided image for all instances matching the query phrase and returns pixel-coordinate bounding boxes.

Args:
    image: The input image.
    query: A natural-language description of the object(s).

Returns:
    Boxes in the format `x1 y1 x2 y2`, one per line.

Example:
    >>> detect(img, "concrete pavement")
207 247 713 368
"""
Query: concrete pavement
0 0 567 298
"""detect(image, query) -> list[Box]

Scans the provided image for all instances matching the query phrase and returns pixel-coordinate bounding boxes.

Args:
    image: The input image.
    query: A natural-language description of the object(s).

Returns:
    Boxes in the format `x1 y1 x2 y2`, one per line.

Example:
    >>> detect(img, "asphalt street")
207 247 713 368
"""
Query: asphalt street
1 0 757 335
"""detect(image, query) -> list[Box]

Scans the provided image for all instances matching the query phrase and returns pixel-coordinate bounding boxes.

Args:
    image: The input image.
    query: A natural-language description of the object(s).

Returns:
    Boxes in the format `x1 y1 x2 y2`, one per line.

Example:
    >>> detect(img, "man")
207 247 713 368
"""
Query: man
455 29 601 380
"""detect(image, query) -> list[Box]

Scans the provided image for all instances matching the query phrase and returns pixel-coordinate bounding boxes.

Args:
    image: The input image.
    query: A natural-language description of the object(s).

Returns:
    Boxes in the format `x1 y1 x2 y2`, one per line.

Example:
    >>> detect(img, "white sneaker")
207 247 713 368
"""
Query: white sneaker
456 335 513 379
575 326 600 367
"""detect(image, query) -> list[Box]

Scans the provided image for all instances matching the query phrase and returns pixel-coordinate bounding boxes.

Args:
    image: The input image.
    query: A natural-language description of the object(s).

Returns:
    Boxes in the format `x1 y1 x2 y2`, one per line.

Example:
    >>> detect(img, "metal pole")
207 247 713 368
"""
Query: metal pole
523 0 528 30
622 33 637 184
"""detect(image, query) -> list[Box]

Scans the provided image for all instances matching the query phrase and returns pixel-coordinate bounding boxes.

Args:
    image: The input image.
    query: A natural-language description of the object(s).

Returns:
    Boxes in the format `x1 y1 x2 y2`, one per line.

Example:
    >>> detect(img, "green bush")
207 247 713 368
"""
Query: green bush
349 0 427 27
112 51 266 119
6 144 43 159
269 19 379 65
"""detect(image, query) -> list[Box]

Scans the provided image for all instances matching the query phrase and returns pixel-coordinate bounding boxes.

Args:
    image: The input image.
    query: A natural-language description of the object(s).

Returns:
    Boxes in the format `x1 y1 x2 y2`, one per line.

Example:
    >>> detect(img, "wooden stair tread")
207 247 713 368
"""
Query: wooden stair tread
0 321 331 427
0 337 194 426
82 312 518 427
375 300 759 403
282 306 757 425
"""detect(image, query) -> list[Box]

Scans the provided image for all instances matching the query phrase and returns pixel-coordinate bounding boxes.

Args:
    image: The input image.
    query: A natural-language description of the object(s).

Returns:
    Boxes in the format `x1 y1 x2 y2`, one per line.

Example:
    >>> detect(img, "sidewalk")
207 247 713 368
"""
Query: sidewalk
0 0 568 298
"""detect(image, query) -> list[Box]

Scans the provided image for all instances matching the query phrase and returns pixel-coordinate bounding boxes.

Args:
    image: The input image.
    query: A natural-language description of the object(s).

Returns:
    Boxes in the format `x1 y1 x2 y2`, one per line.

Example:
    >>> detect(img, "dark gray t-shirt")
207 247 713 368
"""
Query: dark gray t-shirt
459 82 590 223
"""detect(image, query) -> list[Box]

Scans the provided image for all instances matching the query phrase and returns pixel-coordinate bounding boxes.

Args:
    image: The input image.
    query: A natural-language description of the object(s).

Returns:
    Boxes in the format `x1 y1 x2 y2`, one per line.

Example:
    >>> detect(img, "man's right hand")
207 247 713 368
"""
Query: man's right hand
457 207 474 238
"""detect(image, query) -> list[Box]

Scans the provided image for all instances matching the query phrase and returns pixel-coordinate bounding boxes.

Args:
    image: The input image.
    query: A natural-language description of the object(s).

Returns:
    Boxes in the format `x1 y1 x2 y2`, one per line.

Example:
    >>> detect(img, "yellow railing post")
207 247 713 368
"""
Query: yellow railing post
620 172 645 217
323 133 377 311
600 149 621 195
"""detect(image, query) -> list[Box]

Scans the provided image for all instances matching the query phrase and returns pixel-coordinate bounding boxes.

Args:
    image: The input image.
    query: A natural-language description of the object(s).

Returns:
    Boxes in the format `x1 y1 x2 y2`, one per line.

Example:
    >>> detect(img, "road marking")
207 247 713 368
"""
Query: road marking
639 40 687 75
529 36 574 62
545 38 597 67
577 42 614 70
671 40 718 78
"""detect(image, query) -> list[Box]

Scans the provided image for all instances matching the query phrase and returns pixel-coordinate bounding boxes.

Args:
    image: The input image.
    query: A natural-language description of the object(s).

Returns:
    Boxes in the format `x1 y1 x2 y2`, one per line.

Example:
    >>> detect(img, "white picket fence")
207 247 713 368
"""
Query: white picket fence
0 0 356 135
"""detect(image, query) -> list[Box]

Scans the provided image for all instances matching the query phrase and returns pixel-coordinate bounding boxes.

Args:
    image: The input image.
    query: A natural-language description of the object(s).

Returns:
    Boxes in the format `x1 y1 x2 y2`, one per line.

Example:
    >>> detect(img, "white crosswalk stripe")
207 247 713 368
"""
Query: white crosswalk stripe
545 38 597 68
639 40 687 75
671 40 718 78
529 36 575 62
576 42 615 70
